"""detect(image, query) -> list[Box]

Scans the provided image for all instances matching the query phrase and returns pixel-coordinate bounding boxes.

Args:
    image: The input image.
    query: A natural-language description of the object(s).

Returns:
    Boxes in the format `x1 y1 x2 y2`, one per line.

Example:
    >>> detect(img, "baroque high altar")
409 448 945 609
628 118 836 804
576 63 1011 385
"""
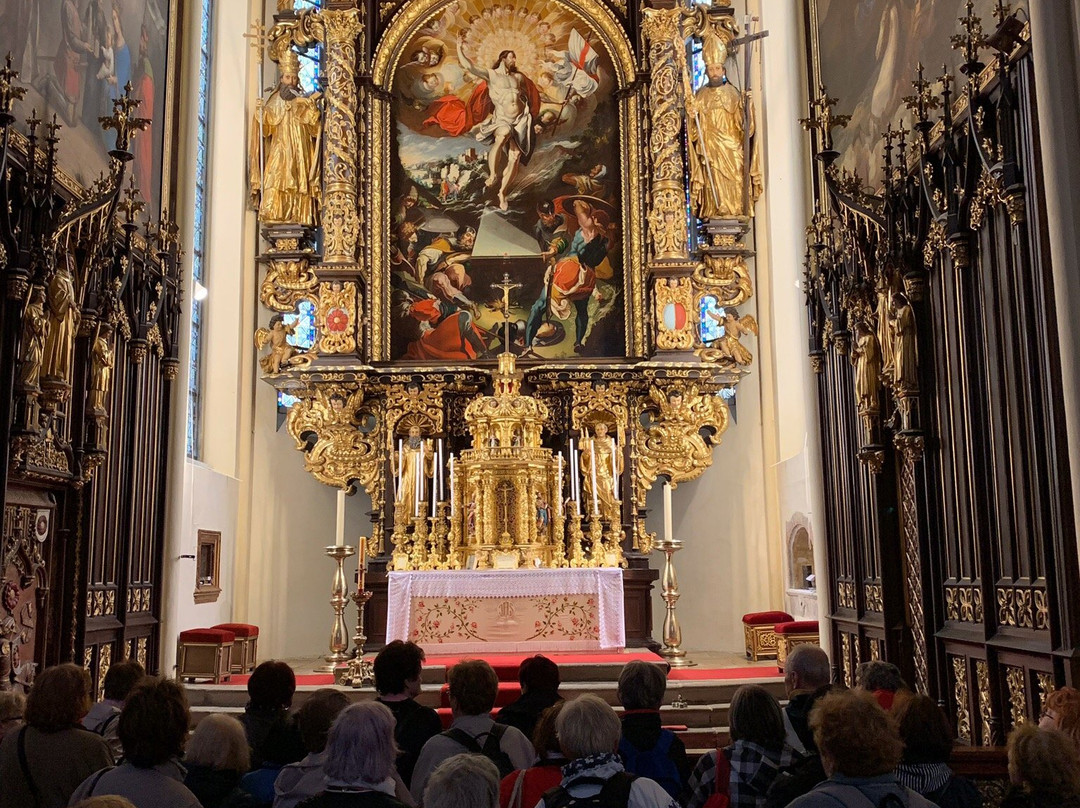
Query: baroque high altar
250 0 764 638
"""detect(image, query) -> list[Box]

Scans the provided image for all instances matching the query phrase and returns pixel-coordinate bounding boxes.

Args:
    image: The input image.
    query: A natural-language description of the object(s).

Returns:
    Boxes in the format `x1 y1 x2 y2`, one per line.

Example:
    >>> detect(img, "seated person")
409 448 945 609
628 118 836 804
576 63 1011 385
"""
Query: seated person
240 661 306 770
495 656 562 740
893 694 981 808
275 689 351 808
183 713 258 808
83 661 145 760
542 694 676 808
1000 724 1080 808
781 646 831 754
615 661 689 799
1039 687 1080 756
854 661 906 711
375 641 442 790
427 754 499 808
499 702 567 808
411 660 534 805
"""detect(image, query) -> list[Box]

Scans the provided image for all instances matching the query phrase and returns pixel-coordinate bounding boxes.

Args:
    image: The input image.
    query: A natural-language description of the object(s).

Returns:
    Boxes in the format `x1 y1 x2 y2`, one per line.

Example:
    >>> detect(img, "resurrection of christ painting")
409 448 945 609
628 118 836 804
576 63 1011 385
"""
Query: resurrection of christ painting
0 0 171 219
389 0 625 363
814 0 1026 189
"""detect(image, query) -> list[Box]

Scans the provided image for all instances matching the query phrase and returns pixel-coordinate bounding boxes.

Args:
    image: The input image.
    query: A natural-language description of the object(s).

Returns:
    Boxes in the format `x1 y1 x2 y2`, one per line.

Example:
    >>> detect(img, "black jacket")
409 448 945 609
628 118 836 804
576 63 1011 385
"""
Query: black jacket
183 763 259 808
376 697 442 789
618 711 692 793
495 689 562 741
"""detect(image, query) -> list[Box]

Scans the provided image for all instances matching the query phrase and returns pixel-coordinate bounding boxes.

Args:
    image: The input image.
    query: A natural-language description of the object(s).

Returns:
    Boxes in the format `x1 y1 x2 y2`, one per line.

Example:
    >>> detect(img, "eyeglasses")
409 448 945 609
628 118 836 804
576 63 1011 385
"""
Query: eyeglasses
1040 709 1059 721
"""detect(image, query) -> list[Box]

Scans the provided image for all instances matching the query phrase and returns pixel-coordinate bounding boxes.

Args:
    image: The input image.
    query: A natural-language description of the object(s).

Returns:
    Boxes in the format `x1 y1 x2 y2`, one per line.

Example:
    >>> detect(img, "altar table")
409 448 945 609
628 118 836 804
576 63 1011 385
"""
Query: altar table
386 569 625 653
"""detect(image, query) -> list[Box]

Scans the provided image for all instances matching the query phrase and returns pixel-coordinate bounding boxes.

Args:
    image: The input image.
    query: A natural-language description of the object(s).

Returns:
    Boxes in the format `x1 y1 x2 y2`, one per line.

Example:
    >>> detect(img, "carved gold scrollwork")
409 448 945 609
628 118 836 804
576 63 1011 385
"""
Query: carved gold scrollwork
898 445 929 694
654 278 695 351
692 253 753 307
840 633 853 687
924 219 946 267
642 9 689 261
970 170 1004 230
262 257 318 313
1033 587 1049 630
310 9 364 266
570 382 629 433
1036 671 1056 708
1005 666 1027 727
286 385 383 493
635 385 728 504
317 281 358 354
952 657 972 742
384 383 445 437
975 660 992 744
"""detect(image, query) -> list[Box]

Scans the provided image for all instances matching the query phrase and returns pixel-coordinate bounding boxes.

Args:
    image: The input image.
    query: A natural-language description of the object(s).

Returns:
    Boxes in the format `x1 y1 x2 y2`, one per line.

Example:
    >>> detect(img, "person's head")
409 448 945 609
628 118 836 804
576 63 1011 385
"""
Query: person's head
103 660 145 703
810 690 903 777
324 702 399 785
1007 724 1080 798
185 713 250 773
71 797 138 808
297 688 351 753
532 701 566 759
557 694 621 759
424 753 499 808
247 660 296 710
855 661 905 693
519 655 559 695
893 693 954 764
447 660 499 717
493 50 517 71
0 690 25 738
25 663 93 730
374 640 426 698
119 677 190 767
457 226 476 249
729 684 785 748
1041 687 1080 749
784 645 831 695
617 660 666 711
537 200 558 227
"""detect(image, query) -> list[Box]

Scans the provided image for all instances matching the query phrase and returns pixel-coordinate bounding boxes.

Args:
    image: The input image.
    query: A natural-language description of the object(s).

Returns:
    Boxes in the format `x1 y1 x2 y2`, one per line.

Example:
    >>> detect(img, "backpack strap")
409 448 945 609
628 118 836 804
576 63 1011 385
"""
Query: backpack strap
598 771 638 806
85 766 115 797
442 727 483 753
480 722 509 756
97 711 119 737
542 776 612 808
16 726 41 808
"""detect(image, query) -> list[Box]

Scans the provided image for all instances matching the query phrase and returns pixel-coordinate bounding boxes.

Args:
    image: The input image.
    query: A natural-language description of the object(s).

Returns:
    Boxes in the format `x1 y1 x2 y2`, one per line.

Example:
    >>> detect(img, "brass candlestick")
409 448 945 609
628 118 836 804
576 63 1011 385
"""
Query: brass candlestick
316 545 356 673
658 538 694 667
587 516 605 567
342 585 375 688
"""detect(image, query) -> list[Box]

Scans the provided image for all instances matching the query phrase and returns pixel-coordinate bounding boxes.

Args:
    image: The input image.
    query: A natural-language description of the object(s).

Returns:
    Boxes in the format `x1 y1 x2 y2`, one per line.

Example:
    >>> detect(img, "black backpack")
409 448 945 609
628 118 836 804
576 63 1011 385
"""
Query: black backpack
542 772 638 808
441 724 516 778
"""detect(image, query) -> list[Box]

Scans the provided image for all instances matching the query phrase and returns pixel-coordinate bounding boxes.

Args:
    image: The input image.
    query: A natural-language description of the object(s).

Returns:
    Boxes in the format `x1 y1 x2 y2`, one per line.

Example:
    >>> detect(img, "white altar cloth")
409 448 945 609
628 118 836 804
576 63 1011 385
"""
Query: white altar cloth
386 568 625 653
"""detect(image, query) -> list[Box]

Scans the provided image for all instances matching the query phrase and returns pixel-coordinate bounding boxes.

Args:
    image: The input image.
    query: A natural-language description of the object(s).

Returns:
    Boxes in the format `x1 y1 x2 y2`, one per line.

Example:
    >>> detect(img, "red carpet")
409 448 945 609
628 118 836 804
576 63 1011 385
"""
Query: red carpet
668 666 781 681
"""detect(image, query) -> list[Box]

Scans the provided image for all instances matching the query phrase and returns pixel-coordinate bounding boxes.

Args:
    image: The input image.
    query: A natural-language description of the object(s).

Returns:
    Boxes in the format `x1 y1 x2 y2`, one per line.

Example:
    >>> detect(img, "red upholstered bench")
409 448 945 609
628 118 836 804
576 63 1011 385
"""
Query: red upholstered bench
212 623 259 674
742 611 793 661
774 620 820 671
177 628 235 684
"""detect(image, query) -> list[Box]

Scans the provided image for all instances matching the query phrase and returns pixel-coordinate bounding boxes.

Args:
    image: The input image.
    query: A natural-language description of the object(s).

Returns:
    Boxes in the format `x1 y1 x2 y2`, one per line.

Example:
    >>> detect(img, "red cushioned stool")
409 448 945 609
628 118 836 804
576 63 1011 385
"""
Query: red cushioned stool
742 611 793 661
774 620 820 672
212 623 259 674
177 628 235 684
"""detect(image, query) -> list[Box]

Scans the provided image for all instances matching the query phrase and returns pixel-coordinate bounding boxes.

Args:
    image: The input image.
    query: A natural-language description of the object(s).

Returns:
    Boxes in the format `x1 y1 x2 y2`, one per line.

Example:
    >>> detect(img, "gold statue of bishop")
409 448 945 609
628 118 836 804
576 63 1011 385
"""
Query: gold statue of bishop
686 28 762 220
249 49 323 226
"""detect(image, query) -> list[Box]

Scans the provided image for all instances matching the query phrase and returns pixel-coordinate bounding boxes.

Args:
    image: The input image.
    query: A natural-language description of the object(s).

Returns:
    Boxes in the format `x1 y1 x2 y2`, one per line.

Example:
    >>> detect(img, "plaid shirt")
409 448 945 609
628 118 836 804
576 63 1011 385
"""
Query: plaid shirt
685 741 803 808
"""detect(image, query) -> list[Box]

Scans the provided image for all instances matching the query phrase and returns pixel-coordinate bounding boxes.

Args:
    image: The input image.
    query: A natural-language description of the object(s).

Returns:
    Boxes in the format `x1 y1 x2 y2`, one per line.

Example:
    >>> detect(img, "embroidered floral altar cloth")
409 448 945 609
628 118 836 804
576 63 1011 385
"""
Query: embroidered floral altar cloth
386 569 625 653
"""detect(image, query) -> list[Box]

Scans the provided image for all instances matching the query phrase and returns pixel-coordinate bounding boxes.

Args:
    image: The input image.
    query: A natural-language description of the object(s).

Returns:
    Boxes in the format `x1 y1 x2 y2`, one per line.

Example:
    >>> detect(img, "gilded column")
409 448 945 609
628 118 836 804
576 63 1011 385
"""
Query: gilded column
313 9 364 267
642 8 690 263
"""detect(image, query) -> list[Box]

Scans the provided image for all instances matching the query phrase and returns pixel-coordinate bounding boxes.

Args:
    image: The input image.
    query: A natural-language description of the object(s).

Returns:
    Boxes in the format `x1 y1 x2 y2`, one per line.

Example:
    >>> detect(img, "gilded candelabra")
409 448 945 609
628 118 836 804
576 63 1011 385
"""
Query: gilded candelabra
568 510 587 567
316 544 356 673
587 516 605 567
658 537 694 667
342 554 374 687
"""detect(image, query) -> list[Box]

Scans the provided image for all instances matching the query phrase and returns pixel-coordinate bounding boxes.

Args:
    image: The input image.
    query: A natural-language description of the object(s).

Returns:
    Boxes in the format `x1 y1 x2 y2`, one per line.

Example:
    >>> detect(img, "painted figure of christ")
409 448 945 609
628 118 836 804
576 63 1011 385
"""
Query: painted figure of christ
456 39 541 210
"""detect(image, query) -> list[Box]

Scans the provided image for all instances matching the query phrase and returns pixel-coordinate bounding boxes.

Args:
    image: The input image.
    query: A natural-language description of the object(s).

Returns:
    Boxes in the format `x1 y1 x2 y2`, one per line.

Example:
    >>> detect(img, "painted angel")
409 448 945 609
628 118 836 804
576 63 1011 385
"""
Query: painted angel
705 307 758 366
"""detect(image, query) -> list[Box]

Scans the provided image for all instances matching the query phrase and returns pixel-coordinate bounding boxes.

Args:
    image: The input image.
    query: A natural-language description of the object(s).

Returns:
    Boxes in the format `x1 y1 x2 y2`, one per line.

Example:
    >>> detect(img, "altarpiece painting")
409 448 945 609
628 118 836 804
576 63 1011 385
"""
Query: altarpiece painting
388 1 625 362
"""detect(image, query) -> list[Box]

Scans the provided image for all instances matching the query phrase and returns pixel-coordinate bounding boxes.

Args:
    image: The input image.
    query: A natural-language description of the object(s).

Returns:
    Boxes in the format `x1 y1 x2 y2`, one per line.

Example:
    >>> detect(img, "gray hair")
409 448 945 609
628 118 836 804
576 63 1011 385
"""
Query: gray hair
855 661 906 693
185 713 250 772
424 753 499 808
324 702 399 784
617 660 667 710
557 694 621 759
785 645 831 691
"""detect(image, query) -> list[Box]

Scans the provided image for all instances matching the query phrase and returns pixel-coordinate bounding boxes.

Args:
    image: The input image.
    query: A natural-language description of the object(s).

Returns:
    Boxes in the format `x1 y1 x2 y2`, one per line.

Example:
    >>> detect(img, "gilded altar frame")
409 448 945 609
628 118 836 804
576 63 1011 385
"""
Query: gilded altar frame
366 0 648 362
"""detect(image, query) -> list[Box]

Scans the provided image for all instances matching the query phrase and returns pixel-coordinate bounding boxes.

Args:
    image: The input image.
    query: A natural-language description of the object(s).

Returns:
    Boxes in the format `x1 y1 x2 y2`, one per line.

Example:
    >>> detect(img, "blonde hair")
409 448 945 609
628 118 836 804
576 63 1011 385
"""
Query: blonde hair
185 713 250 772
556 694 621 759
1008 724 1080 798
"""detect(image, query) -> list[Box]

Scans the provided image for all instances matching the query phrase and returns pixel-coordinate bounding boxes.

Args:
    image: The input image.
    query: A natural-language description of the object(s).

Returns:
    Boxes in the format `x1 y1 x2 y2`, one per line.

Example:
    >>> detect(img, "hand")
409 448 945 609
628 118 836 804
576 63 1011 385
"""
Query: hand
534 124 543 134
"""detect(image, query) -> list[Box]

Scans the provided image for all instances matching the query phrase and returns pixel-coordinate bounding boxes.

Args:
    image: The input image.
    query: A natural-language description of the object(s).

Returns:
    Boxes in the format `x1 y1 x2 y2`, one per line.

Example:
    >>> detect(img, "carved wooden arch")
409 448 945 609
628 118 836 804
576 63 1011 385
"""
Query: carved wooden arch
364 0 648 362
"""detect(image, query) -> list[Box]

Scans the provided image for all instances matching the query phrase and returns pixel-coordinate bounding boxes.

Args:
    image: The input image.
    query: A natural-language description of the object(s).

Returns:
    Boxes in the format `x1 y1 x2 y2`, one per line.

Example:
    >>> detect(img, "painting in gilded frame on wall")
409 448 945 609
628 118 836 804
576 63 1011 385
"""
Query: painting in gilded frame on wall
810 0 1026 189
389 0 625 363
0 0 177 220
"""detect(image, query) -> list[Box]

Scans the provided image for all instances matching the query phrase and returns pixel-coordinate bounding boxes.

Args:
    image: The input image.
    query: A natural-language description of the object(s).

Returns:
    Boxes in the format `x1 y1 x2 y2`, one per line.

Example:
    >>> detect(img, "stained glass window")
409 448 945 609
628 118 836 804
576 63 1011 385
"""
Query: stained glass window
186 0 213 459
699 294 724 344
294 0 322 96
276 300 317 411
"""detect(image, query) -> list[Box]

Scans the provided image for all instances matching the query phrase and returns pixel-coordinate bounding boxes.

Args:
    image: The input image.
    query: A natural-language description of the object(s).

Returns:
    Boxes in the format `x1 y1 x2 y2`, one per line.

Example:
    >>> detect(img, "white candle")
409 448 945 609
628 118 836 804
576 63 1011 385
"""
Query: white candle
335 489 346 547
358 535 366 569
663 481 673 544
450 455 456 513
557 453 564 516
431 468 437 518
415 442 423 518
610 436 618 502
589 438 599 517
396 439 403 502
438 438 445 500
